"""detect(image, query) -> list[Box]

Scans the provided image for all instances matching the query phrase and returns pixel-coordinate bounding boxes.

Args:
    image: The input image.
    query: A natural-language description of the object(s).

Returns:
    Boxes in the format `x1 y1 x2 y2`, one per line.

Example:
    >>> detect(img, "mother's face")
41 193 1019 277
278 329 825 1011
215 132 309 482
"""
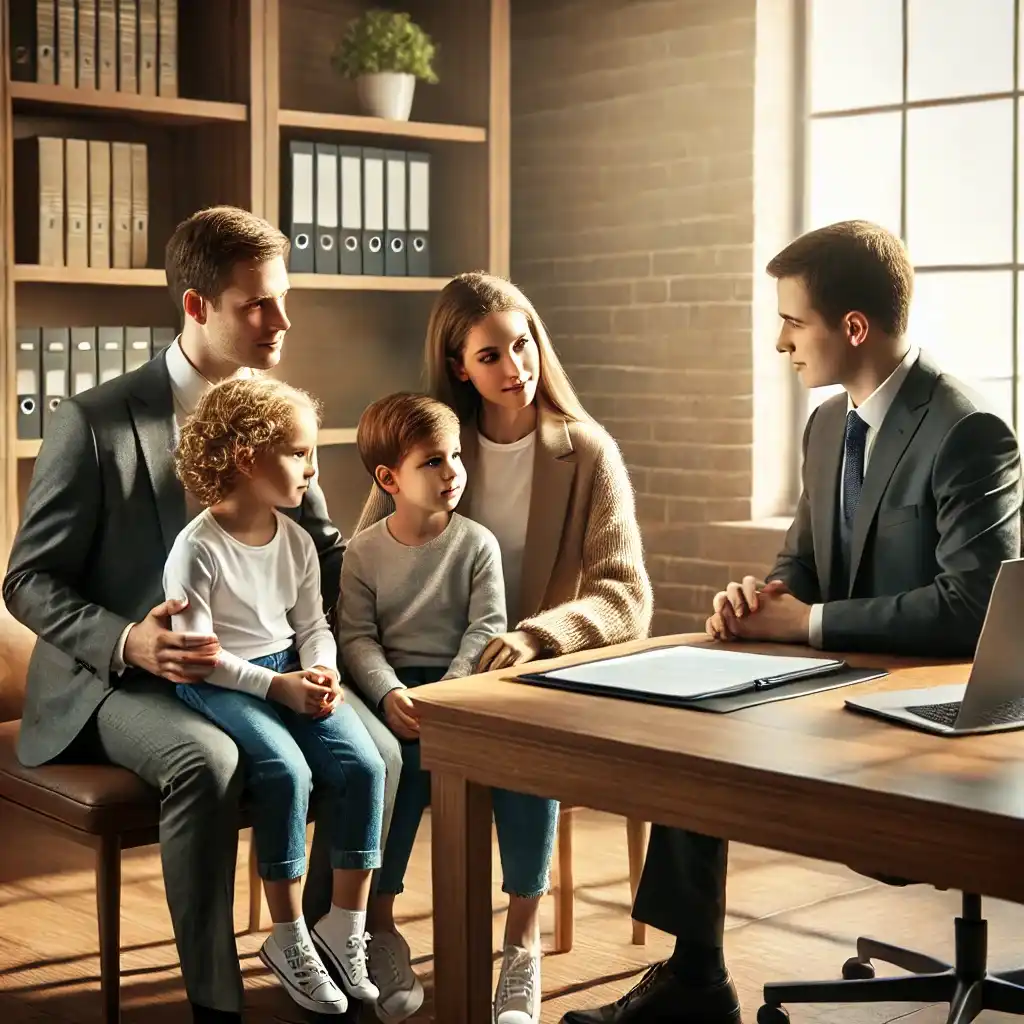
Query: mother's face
452 309 540 412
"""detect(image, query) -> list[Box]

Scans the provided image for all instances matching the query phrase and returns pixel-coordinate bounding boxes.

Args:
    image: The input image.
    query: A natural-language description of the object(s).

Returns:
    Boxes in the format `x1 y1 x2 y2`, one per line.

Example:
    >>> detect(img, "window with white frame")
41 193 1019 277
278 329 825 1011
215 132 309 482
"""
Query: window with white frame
802 0 1021 430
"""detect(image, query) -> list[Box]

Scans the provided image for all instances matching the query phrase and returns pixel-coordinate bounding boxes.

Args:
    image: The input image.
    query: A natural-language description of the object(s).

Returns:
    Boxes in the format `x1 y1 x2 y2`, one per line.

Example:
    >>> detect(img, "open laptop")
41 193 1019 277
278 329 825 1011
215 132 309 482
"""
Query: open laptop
844 558 1024 736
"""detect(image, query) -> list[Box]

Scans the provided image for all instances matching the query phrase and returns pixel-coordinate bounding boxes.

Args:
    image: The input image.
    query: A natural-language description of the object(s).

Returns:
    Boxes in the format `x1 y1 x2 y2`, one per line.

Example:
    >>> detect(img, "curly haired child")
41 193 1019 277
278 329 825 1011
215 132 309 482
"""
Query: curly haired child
163 376 384 1017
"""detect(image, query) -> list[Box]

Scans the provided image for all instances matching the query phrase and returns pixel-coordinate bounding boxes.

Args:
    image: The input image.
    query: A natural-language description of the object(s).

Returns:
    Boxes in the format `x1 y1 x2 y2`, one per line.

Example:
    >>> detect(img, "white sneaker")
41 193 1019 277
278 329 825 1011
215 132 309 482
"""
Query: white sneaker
494 944 540 1024
312 926 380 1004
367 930 424 1022
258 932 348 1015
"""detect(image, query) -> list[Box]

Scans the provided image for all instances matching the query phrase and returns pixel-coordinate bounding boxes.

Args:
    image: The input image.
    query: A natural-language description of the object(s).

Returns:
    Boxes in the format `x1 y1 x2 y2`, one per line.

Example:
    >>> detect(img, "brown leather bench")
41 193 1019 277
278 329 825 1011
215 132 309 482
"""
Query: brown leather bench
0 605 262 1023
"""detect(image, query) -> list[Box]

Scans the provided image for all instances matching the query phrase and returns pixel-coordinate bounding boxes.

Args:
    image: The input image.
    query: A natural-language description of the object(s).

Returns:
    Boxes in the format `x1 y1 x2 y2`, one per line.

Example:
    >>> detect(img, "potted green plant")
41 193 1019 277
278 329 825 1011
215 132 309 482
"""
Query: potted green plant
331 9 438 122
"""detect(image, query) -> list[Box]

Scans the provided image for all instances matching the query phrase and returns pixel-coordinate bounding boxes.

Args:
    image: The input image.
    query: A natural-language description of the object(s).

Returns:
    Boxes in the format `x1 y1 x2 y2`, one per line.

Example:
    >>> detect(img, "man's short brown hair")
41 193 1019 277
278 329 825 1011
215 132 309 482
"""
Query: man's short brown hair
766 220 913 337
165 206 290 316
356 392 460 483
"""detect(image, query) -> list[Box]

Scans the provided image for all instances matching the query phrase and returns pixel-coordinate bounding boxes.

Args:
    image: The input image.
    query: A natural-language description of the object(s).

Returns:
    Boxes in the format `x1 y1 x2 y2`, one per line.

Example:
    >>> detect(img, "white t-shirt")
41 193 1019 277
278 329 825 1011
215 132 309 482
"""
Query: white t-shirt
162 508 337 698
472 429 536 620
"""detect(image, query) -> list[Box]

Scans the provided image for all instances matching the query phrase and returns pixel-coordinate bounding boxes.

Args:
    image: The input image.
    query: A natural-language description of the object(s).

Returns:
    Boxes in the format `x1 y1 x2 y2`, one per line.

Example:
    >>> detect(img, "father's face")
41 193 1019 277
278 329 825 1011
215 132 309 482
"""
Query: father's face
204 256 291 371
774 275 853 390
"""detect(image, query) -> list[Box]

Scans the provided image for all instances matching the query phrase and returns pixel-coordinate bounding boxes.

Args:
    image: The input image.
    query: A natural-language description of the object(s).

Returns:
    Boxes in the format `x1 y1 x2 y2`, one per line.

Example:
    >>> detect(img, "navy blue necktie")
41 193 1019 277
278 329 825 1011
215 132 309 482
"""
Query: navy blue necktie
842 410 868 521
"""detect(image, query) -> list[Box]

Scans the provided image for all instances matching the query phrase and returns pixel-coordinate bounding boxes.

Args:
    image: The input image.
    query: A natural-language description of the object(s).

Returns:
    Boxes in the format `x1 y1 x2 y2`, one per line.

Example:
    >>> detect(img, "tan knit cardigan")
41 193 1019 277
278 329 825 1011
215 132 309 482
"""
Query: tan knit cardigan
350 406 653 657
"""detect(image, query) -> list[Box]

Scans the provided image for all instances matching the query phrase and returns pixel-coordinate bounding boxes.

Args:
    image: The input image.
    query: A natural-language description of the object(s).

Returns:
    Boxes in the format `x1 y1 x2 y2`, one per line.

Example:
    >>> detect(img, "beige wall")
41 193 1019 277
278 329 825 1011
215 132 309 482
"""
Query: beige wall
511 0 785 635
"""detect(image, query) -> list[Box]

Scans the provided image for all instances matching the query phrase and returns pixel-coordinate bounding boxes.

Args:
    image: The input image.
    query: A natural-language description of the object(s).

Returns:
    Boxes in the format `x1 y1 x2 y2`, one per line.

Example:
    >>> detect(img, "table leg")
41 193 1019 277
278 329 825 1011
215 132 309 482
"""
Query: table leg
431 770 493 1024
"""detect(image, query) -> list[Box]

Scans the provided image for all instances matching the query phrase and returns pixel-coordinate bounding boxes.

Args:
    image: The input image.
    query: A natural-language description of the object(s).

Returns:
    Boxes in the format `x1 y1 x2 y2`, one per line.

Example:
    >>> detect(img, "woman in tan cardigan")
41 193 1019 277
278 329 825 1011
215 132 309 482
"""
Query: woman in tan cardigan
352 272 652 1024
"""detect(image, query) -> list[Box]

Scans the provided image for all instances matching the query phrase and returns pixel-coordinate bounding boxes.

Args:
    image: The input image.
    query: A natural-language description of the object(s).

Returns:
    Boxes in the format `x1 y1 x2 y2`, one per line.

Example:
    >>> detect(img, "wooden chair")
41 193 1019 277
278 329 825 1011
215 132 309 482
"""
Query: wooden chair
0 610 266 1024
552 805 649 953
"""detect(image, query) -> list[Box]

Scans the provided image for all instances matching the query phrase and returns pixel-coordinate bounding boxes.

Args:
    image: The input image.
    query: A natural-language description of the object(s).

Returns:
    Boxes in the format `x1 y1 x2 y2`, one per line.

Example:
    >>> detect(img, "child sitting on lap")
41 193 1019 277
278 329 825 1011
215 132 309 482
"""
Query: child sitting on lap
164 377 385 1017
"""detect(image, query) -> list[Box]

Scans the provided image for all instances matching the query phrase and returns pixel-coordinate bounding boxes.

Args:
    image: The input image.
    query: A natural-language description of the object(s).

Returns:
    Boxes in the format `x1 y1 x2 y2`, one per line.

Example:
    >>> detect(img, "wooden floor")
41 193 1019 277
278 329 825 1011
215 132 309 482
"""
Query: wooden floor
2 805 1024 1023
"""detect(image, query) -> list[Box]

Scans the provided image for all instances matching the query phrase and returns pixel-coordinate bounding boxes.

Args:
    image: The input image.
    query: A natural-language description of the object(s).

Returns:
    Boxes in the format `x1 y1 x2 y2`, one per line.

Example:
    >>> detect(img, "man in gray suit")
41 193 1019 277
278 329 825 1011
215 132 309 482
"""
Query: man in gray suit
563 220 1023 1024
3 206 400 1023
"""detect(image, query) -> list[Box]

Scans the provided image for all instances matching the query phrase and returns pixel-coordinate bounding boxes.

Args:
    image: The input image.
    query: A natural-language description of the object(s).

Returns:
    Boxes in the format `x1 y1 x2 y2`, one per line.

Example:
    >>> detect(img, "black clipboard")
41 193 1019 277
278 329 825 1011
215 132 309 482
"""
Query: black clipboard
517 646 888 713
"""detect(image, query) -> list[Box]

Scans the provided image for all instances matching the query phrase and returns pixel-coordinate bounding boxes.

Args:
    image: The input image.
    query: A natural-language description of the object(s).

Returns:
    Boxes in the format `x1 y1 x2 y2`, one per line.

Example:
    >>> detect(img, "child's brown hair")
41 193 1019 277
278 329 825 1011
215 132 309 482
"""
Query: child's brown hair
175 376 321 506
356 392 460 486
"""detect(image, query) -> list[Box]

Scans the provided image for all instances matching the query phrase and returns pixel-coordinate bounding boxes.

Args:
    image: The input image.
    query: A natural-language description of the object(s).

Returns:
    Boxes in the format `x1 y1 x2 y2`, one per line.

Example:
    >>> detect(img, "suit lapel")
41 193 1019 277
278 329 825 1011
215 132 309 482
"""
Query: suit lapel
847 355 937 591
127 356 184 556
518 408 576 622
810 399 846 601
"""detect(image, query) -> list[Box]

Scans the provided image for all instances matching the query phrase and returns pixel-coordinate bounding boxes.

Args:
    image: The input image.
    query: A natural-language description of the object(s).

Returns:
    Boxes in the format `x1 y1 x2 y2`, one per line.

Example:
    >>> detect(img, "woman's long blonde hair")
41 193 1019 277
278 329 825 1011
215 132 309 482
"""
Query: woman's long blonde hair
425 272 592 424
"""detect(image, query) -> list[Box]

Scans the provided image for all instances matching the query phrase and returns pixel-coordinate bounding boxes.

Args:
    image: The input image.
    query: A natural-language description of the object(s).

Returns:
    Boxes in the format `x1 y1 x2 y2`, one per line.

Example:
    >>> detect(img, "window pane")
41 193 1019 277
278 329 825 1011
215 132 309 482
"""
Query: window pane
906 100 1013 265
807 113 902 235
908 0 1014 101
806 383 845 419
809 0 903 113
908 272 1013 422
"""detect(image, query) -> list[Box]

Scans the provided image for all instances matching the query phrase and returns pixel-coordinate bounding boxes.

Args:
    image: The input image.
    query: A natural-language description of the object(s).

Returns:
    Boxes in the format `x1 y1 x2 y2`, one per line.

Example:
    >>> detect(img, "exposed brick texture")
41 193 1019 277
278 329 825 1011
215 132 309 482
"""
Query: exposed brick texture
511 0 779 636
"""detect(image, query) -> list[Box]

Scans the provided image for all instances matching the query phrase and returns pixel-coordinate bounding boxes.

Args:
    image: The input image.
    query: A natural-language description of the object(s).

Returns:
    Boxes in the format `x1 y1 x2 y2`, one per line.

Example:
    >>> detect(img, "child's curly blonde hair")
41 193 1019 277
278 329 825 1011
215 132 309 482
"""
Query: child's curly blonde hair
175 376 321 506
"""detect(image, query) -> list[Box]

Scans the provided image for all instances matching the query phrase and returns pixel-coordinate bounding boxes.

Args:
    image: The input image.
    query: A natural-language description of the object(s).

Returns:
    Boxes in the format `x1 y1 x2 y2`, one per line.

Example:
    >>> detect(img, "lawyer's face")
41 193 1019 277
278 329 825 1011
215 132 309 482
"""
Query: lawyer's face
774 275 856 389
453 310 540 412
205 256 292 372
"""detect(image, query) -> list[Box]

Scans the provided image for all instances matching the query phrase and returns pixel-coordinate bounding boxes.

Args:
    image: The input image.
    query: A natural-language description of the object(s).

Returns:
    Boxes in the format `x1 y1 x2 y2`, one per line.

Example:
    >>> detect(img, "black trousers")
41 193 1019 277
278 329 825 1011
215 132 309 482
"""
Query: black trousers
632 825 728 946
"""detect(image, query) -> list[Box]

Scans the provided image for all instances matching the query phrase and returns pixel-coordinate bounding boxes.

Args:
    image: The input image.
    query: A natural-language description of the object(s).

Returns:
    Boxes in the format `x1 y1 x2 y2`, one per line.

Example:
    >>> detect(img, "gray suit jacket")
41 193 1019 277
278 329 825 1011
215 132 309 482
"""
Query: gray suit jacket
768 352 1022 657
3 355 345 767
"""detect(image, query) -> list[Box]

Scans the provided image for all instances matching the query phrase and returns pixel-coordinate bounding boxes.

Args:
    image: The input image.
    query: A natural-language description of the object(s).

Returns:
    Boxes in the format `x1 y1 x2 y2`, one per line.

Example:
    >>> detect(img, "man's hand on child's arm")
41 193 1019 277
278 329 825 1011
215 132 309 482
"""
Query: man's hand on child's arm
125 597 221 683
382 688 419 740
477 630 543 673
268 670 334 716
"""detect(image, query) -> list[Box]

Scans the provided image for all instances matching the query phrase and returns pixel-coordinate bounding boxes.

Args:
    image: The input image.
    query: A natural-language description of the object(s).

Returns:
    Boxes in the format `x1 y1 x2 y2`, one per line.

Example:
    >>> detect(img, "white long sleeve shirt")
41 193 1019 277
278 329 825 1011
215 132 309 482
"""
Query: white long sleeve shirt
163 508 337 698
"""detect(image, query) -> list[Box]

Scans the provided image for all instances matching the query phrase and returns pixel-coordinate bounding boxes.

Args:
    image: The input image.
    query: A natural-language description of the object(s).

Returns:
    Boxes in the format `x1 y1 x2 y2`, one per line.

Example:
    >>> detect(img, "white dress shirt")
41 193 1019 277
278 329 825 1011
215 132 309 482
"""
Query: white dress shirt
808 345 920 647
112 338 252 672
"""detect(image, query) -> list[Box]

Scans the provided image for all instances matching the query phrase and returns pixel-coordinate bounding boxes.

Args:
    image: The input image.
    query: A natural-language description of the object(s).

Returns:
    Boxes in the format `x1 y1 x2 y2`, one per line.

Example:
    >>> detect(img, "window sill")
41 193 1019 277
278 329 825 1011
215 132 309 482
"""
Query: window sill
700 516 793 570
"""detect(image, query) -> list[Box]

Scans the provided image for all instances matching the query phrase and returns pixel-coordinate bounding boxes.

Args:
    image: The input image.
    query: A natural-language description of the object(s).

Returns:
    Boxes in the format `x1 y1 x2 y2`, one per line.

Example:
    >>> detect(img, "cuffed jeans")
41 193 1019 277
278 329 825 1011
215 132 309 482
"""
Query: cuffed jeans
377 665 558 898
177 647 386 880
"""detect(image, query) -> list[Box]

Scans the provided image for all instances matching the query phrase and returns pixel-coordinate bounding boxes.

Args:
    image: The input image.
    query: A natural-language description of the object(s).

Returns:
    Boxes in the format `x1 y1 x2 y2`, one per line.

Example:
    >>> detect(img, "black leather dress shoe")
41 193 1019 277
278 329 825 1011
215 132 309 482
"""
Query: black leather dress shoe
560 963 742 1024
191 1004 242 1024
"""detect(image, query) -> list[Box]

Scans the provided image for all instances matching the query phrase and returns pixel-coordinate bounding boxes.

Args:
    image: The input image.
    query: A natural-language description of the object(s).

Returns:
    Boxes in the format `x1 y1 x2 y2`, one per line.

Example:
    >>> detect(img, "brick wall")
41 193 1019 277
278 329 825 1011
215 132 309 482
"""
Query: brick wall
511 0 781 636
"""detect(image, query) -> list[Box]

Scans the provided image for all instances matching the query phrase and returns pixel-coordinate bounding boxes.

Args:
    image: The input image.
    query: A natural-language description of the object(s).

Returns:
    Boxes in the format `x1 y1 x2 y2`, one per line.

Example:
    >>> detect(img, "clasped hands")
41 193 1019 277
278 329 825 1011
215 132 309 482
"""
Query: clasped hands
125 596 342 717
705 575 812 644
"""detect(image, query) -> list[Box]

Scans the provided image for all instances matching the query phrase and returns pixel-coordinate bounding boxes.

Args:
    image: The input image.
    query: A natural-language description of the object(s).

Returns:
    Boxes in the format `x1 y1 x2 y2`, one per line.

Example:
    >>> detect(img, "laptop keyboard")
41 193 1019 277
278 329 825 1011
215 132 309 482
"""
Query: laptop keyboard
906 696 1024 728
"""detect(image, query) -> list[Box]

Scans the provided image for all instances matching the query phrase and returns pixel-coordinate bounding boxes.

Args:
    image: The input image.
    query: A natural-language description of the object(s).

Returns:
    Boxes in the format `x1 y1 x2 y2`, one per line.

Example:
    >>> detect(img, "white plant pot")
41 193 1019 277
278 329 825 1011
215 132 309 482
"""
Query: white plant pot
356 72 416 121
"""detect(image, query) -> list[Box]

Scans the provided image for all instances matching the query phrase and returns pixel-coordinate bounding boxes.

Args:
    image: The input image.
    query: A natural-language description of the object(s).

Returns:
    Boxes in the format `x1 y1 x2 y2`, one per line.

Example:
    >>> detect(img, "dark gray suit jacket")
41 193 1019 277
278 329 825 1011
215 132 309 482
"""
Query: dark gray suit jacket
768 352 1022 657
3 355 345 767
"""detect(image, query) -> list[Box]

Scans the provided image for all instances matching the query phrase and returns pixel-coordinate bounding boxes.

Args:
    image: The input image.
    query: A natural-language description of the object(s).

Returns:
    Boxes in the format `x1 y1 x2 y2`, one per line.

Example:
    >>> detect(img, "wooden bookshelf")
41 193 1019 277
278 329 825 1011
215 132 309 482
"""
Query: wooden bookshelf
0 0 511 550
14 265 168 286
278 109 486 143
18 428 355 461
10 81 248 125
317 428 357 446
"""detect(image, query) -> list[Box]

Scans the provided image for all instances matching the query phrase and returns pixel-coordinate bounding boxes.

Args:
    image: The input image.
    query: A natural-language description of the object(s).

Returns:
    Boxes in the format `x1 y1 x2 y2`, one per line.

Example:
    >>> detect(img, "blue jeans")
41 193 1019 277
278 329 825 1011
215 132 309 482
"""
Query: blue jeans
177 647 386 881
377 665 558 898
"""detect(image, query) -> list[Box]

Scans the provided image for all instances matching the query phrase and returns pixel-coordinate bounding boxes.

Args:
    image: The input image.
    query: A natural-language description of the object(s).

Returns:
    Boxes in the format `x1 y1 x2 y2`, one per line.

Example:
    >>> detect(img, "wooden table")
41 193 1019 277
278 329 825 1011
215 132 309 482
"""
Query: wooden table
413 633 1024 1023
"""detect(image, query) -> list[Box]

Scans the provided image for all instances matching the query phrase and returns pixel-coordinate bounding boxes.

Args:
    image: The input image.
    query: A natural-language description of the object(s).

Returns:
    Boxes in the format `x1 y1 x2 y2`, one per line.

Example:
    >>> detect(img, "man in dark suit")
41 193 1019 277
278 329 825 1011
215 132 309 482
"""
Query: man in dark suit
562 220 1023 1023
3 206 400 1023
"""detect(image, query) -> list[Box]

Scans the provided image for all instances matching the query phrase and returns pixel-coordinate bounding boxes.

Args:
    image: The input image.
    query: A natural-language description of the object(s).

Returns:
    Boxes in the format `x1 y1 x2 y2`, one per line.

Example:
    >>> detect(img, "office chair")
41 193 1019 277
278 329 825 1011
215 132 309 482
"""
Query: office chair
758 892 1024 1024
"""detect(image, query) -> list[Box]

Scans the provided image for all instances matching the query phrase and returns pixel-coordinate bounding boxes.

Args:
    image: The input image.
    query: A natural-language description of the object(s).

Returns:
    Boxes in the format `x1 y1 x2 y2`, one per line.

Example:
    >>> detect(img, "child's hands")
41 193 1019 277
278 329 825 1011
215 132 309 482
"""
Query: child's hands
268 670 334 716
382 688 420 740
309 665 344 718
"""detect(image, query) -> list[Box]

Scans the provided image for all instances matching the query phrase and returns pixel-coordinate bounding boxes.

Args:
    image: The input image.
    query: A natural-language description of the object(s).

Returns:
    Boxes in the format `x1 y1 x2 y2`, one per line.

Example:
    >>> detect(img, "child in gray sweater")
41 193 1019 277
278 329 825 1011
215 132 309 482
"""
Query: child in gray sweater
338 391 505 1022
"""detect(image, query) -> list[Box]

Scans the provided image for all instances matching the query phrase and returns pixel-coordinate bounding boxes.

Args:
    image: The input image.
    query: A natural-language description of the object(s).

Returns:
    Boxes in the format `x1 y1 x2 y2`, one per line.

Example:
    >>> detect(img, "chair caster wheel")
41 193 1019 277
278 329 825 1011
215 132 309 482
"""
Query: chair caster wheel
757 1004 790 1024
842 957 876 980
